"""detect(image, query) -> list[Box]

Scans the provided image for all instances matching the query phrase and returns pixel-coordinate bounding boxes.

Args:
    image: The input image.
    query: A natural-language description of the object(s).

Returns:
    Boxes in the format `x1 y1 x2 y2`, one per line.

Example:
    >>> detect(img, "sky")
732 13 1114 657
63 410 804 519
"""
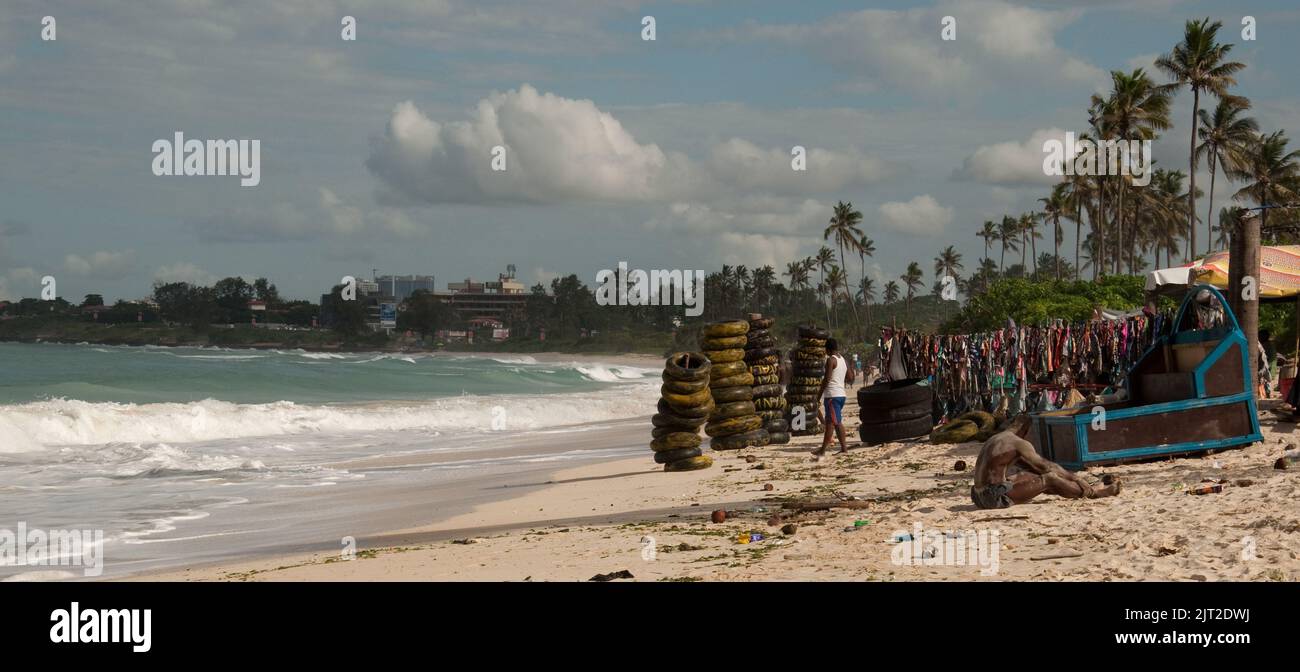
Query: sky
2 0 1299 303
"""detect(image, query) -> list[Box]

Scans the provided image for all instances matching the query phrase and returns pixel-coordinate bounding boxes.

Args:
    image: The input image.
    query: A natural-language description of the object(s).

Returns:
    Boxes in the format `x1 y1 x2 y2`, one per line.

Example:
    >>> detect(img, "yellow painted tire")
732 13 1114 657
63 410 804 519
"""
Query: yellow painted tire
711 428 770 450
704 348 746 363
703 320 750 338
709 360 749 379
664 352 712 382
930 419 979 444
661 375 709 394
712 400 757 420
652 412 707 431
701 335 747 350
651 432 703 451
659 398 714 419
711 385 753 403
753 374 780 386
664 455 713 472
749 364 778 376
661 385 712 409
705 414 763 437
711 373 754 388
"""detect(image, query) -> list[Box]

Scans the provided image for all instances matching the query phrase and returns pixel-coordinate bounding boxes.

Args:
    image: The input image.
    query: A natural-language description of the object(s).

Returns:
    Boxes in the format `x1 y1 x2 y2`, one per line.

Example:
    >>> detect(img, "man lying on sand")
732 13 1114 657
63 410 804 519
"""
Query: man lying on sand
971 415 1121 509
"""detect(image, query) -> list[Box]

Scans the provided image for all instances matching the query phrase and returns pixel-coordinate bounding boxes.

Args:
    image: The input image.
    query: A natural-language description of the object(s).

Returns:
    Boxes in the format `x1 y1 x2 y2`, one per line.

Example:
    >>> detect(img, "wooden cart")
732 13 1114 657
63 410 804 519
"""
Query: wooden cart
1030 285 1263 470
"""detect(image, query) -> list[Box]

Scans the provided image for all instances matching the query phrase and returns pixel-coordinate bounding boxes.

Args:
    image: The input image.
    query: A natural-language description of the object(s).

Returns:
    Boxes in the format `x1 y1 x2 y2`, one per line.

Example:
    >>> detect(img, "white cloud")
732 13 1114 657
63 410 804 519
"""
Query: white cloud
153 263 217 286
952 128 1069 185
366 86 891 205
194 188 421 242
879 195 953 236
0 267 38 302
63 250 136 279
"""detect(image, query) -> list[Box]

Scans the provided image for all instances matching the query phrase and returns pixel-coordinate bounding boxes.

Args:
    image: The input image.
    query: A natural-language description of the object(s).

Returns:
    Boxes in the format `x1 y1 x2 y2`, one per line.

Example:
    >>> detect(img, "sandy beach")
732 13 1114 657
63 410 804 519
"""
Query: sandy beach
132 393 1300 582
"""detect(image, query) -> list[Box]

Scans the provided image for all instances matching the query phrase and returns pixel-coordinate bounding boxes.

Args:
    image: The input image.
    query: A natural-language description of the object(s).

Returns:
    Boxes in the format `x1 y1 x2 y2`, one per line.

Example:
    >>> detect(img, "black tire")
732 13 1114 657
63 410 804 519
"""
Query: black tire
652 412 707 431
653 446 703 464
661 374 709 394
859 414 933 445
705 414 763 437
797 326 829 339
746 336 776 349
746 328 770 342
859 400 931 424
664 455 713 471
701 335 746 350
711 373 754 388
856 378 932 411
751 383 782 399
703 320 748 338
752 374 780 386
713 400 757 420
766 431 790 445
765 418 789 433
711 428 770 450
660 385 711 409
749 363 778 376
703 348 745 363
659 398 714 419
664 352 711 382
711 385 753 403
709 360 749 379
650 432 703 451
744 347 779 362
797 338 827 349
748 317 774 330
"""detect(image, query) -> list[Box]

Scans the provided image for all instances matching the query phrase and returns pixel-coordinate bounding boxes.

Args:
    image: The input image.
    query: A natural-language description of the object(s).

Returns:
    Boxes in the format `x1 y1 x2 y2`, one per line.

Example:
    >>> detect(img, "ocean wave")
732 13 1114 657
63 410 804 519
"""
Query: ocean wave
0 385 658 451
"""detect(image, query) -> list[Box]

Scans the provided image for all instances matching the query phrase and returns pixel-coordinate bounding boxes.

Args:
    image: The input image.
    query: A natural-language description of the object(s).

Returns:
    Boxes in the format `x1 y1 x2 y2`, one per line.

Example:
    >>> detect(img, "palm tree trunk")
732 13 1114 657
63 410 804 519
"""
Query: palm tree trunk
1096 176 1106 278
1054 215 1061 281
1204 160 1217 255
1187 88 1200 264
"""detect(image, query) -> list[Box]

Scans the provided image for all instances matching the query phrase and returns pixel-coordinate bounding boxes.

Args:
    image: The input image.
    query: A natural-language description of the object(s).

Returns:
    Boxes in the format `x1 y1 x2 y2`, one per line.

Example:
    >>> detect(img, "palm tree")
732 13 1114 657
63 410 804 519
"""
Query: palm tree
825 202 866 339
1095 68 1175 272
1156 17 1245 262
1196 96 1258 256
933 245 964 286
1233 130 1300 232
1019 212 1043 274
977 220 997 263
857 276 876 330
883 280 900 306
1040 184 1069 280
998 215 1020 273
782 261 806 291
856 234 875 315
825 265 847 328
1214 206 1239 251
814 247 835 324
900 262 923 321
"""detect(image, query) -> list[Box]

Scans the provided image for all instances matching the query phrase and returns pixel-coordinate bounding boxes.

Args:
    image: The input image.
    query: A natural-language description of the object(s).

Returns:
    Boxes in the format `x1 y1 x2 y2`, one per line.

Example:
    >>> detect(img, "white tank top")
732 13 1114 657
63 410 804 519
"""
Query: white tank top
823 354 847 399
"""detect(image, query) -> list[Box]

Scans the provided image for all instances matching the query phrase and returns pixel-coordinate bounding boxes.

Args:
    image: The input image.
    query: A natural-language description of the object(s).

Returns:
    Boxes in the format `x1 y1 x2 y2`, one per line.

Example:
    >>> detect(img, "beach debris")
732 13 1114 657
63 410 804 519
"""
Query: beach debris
1101 474 1115 486
784 553 811 561
953 460 967 472
752 463 767 470
451 538 477 545
1275 449 1300 470
711 509 727 524
767 515 783 527
1188 483 1224 495
781 498 873 513
853 519 871 527
1235 479 1254 487
736 533 764 544
973 514 1030 522
744 455 757 463
589 569 635 582
892 532 914 542
781 523 798 535
763 483 775 491
1031 551 1084 561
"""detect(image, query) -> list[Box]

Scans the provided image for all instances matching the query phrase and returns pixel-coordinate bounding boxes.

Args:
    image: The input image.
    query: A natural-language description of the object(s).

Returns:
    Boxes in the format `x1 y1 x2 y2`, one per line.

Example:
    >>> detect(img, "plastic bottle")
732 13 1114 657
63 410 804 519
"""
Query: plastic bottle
1275 450 1300 470
1188 483 1224 495
854 520 871 527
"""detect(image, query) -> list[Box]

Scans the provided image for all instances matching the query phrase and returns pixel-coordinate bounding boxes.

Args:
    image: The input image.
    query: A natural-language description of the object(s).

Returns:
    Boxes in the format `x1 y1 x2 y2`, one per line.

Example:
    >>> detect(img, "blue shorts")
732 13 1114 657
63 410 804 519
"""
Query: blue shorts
823 396 846 425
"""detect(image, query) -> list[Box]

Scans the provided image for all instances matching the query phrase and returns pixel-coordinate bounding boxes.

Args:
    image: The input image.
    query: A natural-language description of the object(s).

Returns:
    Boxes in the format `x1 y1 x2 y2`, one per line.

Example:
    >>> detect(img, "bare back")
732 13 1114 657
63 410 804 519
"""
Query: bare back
972 429 1034 488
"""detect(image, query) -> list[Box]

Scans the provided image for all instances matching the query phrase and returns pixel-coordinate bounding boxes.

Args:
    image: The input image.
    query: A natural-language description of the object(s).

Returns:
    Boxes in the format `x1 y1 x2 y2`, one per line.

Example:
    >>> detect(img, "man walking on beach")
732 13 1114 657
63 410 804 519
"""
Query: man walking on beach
813 338 853 458
971 415 1121 509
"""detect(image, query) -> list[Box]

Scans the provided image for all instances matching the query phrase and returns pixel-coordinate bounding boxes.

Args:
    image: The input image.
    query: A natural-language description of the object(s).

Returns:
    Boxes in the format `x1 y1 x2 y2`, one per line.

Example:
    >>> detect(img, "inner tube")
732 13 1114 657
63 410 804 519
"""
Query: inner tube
744 347 778 362
746 328 770 342
652 412 707 430
661 375 709 394
664 352 711 382
748 317 774 330
705 414 763 437
703 320 749 338
701 335 746 350
749 364 778 376
709 360 749 379
929 418 979 444
711 385 754 403
659 397 715 419
651 432 703 451
752 374 780 386
703 348 746 364
745 336 776 349
711 373 755 388
653 446 703 464
660 385 711 409
664 455 713 471
712 400 758 420
711 428 770 450
797 326 830 339
751 383 783 399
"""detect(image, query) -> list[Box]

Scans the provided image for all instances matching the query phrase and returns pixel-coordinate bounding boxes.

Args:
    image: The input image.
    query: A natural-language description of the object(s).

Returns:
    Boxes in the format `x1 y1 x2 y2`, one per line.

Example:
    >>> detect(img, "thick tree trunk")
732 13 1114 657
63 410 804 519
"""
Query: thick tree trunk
1205 162 1218 255
1241 210 1261 397
1187 88 1200 264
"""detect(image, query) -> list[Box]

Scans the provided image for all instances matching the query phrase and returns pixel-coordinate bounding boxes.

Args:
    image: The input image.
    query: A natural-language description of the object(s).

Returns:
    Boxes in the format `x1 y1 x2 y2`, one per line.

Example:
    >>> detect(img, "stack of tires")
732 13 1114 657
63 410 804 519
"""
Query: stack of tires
700 320 769 450
652 352 715 472
857 378 934 445
786 325 828 436
745 314 788 444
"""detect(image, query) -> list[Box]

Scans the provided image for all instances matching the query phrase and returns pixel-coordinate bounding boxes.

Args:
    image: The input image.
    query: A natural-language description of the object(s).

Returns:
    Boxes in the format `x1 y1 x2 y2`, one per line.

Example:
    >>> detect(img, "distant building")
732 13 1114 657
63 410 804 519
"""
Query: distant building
439 269 527 322
376 274 437 302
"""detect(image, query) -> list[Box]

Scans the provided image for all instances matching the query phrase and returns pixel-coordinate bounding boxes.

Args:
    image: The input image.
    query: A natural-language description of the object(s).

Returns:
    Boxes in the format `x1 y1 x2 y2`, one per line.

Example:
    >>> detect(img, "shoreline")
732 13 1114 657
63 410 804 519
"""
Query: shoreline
130 395 1300 582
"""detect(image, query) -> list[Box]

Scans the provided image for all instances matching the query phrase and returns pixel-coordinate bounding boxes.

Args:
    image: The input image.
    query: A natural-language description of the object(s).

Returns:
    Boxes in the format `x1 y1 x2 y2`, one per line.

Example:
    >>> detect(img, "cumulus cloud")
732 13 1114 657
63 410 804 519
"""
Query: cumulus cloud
194 188 420 242
952 128 1069 185
366 85 891 205
63 250 136 279
717 0 1105 96
0 267 38 302
153 262 217 286
879 195 953 236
